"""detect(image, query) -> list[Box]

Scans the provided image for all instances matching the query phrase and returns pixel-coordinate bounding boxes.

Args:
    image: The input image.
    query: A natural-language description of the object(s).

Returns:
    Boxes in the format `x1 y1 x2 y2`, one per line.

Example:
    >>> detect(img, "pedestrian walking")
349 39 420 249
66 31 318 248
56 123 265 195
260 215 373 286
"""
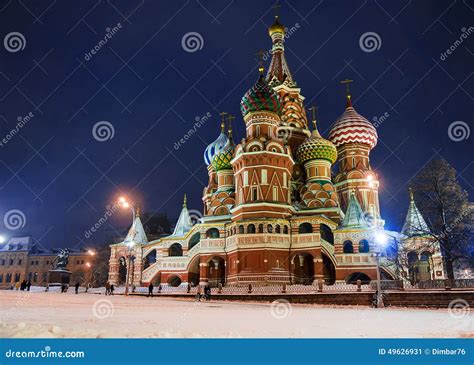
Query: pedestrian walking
20 280 26 291
110 284 114 295
105 281 111 296
26 280 31 291
204 284 211 301
75 282 80 294
148 282 154 297
196 285 202 302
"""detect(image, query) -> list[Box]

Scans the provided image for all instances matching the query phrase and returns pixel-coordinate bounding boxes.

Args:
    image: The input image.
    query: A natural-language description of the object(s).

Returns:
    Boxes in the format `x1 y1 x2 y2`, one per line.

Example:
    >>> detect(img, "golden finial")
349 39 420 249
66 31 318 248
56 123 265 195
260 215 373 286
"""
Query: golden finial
308 106 318 129
226 115 235 140
183 193 187 208
219 112 227 132
256 50 265 74
340 79 353 107
409 187 414 201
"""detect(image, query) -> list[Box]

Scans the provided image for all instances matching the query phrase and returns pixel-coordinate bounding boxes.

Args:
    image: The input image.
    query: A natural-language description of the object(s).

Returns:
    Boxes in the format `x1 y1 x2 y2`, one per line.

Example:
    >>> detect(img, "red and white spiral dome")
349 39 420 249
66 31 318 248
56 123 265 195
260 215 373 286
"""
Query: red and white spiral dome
328 105 378 150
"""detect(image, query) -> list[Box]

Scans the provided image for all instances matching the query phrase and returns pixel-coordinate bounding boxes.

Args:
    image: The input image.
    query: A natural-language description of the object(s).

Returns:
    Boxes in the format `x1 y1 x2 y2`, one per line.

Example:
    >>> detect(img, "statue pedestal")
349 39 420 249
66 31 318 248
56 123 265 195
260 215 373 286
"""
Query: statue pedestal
48 270 72 286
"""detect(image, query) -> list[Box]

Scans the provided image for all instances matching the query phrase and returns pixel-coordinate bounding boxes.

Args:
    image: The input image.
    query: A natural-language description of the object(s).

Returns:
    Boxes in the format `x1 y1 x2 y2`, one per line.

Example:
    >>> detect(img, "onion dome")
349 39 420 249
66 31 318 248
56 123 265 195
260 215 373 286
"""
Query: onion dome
328 96 378 149
296 116 337 165
204 122 229 166
268 16 285 36
211 127 235 172
240 69 281 118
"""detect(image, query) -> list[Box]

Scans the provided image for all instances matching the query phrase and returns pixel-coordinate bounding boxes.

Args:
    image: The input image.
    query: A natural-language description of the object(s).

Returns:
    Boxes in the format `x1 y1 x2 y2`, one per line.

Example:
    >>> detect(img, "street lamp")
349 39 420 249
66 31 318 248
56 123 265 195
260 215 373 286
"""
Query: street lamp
118 196 137 296
374 230 388 308
0 235 6 244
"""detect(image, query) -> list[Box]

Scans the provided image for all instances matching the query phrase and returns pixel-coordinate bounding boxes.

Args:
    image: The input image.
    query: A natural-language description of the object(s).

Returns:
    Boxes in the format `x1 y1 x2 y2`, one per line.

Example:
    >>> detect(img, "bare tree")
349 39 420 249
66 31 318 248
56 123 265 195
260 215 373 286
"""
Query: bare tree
411 159 473 281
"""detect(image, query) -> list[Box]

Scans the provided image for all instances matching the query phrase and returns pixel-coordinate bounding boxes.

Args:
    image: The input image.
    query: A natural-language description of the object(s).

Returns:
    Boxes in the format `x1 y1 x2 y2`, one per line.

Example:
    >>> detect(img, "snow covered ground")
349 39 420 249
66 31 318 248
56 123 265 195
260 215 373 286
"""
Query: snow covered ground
0 290 472 338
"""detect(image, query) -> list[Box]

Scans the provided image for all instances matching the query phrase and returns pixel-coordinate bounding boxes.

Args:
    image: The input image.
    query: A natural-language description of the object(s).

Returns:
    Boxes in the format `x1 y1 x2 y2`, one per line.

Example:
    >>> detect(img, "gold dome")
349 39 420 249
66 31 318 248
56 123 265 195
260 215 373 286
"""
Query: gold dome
268 16 285 36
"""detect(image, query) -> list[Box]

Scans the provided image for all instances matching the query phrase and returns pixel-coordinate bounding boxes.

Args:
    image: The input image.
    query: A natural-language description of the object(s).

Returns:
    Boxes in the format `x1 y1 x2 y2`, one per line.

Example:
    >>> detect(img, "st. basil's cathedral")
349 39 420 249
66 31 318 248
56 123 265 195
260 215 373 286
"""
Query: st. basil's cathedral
108 15 446 288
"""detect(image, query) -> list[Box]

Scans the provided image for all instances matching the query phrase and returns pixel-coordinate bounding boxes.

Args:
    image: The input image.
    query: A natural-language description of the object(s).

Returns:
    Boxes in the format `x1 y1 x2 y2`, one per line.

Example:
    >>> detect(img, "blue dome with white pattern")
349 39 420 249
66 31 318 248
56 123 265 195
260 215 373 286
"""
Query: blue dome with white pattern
204 130 229 166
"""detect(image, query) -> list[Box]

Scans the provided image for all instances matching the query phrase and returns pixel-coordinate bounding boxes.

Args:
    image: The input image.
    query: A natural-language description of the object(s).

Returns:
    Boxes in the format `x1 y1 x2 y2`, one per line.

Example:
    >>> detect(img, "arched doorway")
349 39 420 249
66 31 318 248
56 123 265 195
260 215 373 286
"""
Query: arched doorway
320 224 334 245
118 256 127 284
208 257 225 287
167 276 182 287
407 251 418 284
169 243 183 256
418 251 432 281
188 233 200 250
323 254 336 285
188 256 200 286
298 222 312 234
345 272 371 284
143 249 156 270
293 253 314 285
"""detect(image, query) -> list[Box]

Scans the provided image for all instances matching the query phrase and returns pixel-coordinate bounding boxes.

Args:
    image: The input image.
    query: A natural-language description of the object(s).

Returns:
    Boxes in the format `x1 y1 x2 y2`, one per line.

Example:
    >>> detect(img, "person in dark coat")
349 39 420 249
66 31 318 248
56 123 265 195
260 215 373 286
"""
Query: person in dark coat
204 284 211 301
110 284 114 295
26 280 31 291
75 282 80 294
20 280 26 291
105 281 111 296
148 282 154 297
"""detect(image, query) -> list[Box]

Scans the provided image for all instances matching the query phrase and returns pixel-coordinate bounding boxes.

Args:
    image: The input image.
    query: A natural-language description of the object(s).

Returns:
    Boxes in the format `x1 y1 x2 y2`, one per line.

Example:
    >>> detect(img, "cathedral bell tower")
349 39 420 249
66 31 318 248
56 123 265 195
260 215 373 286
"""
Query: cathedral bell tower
231 66 294 220
328 81 382 225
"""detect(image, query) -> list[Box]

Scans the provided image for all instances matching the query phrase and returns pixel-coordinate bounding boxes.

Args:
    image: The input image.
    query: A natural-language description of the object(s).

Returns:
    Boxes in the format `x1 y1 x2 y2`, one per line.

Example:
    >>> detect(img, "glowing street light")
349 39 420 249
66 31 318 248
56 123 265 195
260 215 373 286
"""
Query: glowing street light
118 196 137 296
0 235 5 244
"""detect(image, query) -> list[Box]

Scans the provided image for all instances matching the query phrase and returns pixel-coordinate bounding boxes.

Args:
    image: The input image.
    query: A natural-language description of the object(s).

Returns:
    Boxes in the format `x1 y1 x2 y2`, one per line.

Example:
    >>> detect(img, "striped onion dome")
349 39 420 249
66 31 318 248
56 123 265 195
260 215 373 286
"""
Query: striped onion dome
296 124 337 165
240 71 281 118
328 105 378 149
204 126 229 166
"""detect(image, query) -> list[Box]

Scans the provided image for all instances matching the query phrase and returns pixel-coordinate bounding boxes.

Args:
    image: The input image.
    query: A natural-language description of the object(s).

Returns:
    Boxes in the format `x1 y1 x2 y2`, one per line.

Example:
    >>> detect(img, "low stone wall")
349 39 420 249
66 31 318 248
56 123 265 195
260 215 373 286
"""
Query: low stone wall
131 290 474 308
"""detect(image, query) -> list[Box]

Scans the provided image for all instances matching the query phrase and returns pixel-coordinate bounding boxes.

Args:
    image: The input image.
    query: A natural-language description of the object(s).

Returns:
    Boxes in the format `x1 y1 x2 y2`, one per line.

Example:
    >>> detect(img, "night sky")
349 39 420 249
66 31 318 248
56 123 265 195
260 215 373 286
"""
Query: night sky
0 0 472 250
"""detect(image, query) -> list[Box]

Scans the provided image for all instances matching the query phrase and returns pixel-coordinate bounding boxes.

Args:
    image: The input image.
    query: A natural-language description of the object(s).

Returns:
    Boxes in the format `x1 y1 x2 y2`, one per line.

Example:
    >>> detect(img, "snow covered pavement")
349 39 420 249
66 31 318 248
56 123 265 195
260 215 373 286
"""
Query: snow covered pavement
0 290 472 338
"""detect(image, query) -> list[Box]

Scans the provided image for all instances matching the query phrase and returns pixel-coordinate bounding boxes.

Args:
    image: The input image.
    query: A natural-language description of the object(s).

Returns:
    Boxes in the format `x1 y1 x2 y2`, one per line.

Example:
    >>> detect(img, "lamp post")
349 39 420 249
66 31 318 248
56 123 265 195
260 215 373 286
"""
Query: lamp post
374 231 388 308
118 196 137 296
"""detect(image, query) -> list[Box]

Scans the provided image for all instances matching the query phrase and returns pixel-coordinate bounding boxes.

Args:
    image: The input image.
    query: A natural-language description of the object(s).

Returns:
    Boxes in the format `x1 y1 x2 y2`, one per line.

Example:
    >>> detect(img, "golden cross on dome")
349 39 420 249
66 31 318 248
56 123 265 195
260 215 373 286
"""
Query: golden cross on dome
308 105 318 129
340 79 353 107
226 115 235 139
219 111 227 132
272 1 281 17
256 50 265 73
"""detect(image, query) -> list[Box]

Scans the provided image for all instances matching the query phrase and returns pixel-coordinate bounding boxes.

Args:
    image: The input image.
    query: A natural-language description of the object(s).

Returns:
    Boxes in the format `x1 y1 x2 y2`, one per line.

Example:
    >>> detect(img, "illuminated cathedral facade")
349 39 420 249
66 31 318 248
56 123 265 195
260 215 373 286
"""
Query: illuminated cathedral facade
108 15 445 288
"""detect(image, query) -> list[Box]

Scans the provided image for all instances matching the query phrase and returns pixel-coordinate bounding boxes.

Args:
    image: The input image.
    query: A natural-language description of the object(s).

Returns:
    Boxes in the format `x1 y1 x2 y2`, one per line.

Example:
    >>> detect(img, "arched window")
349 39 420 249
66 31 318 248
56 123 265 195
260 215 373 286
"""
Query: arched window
206 228 220 238
143 249 157 270
258 224 264 233
343 240 354 253
275 225 281 233
283 225 289 234
358 239 369 253
320 224 334 245
267 225 273 233
169 243 183 257
298 222 312 234
420 251 431 261
247 224 256 234
238 225 244 234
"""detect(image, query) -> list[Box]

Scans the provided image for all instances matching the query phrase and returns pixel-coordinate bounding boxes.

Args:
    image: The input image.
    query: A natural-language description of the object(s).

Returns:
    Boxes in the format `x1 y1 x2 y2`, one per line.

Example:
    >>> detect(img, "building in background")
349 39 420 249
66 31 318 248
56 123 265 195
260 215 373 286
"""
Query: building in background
0 236 97 288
